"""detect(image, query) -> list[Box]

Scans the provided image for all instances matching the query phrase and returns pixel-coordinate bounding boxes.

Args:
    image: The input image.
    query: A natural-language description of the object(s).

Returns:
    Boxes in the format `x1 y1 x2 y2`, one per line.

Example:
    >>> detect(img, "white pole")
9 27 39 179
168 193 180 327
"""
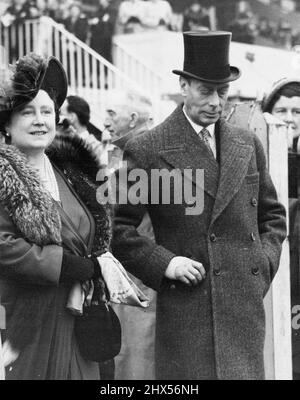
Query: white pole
0 303 6 380
263 113 292 380
25 21 30 53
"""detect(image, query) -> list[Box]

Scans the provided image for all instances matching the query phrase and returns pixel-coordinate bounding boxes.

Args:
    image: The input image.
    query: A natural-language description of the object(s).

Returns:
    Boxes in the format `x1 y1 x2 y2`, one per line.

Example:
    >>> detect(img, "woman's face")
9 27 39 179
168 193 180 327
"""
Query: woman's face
272 95 300 148
6 90 56 154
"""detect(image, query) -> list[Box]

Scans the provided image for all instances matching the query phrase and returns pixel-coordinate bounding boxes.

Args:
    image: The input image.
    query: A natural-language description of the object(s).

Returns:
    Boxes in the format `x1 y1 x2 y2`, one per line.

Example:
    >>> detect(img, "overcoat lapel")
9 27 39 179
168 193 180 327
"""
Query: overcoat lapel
159 106 219 199
210 119 254 225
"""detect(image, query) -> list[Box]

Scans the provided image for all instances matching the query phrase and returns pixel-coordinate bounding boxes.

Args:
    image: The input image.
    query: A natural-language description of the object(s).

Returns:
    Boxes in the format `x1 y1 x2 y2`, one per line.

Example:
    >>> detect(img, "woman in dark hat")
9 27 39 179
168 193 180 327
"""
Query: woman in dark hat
262 79 300 380
0 53 111 379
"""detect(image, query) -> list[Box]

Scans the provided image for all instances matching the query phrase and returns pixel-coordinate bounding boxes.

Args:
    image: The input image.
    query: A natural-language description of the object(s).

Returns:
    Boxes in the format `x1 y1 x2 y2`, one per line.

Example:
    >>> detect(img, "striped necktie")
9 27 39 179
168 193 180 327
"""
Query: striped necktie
200 128 214 157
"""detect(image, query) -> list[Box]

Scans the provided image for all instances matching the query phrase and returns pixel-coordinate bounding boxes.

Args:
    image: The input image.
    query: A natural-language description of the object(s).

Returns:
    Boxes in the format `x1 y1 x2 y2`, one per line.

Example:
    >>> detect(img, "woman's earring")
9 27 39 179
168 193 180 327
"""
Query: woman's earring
4 132 11 144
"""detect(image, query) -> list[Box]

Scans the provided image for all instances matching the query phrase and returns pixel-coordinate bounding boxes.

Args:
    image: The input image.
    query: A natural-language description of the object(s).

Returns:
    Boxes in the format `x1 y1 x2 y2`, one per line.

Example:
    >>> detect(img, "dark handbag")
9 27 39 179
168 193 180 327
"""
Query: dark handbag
74 280 121 362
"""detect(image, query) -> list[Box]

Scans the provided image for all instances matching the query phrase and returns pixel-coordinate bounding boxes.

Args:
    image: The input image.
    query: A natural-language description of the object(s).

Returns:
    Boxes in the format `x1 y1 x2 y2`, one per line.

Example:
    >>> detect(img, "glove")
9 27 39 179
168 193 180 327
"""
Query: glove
60 250 95 283
90 256 103 280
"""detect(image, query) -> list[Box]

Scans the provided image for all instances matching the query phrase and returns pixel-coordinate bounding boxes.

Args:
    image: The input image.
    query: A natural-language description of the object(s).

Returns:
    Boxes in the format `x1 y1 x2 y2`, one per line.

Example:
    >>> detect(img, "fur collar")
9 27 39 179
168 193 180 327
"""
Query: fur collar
47 134 100 182
0 143 62 246
47 134 111 254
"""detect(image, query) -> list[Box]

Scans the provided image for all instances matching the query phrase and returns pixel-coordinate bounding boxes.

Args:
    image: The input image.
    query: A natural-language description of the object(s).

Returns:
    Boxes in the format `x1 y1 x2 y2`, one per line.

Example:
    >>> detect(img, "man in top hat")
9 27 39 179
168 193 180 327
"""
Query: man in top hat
111 31 286 379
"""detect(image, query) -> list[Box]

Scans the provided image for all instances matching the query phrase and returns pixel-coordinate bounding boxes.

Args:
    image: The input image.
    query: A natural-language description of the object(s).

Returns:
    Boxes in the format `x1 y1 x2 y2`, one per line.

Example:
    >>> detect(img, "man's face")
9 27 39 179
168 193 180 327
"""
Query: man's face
104 104 132 141
272 95 300 147
181 78 229 126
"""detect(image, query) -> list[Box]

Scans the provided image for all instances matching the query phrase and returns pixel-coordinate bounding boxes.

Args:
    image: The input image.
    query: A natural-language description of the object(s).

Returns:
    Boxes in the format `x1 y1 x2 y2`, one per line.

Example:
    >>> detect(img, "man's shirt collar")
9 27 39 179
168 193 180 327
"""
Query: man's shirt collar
182 105 215 138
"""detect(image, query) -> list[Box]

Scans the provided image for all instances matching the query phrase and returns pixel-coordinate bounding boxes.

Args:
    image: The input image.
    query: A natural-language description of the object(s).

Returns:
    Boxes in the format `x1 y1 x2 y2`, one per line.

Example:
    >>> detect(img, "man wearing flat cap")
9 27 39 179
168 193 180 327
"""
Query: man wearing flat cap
111 31 286 379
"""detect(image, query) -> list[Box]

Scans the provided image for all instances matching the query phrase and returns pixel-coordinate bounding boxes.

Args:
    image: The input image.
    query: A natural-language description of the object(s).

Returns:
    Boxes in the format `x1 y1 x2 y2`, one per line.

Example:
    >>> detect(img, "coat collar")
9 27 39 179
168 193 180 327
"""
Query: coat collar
113 122 148 151
211 118 254 224
159 105 219 199
0 143 62 245
158 106 254 221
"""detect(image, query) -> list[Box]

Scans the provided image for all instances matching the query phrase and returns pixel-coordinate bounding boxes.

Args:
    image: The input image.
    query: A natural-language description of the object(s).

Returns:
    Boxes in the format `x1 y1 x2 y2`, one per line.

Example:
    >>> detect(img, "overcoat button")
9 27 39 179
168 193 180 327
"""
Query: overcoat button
214 269 221 276
210 233 217 242
170 284 176 290
251 198 258 207
252 267 259 275
250 232 256 241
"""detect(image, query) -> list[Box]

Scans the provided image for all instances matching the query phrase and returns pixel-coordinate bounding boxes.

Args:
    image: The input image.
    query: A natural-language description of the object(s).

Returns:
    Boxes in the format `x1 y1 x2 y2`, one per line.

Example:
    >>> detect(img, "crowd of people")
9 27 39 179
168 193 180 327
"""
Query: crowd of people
228 10 300 49
4 0 300 58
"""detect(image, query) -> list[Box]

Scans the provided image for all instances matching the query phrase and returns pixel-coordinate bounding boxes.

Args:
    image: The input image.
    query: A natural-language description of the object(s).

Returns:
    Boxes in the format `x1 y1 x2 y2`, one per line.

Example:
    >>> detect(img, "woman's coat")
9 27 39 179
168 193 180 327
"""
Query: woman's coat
0 137 110 379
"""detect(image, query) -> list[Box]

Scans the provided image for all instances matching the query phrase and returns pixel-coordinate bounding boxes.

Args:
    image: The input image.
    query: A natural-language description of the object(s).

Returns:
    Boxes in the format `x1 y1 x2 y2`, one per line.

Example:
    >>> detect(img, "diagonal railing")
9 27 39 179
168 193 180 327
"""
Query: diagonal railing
0 16 166 126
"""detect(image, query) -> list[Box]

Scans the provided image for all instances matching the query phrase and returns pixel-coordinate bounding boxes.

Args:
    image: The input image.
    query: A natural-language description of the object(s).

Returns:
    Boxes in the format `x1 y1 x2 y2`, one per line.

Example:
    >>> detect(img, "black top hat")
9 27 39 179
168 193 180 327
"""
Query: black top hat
0 53 68 114
173 31 241 83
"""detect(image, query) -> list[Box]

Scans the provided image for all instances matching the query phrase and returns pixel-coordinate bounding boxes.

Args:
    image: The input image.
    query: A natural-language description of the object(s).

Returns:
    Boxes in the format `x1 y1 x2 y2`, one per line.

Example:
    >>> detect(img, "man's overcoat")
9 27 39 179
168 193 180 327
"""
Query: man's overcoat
112 105 287 380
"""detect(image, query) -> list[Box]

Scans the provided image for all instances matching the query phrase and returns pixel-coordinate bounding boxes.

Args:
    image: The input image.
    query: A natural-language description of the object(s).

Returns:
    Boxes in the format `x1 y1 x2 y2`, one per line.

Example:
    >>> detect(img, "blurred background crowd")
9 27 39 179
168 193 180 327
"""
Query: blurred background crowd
2 0 300 55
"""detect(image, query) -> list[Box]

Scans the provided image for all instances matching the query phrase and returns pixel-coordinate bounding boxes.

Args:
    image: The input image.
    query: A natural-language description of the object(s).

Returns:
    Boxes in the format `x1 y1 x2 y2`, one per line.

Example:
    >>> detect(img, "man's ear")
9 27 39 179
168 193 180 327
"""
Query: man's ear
129 112 139 128
180 77 189 97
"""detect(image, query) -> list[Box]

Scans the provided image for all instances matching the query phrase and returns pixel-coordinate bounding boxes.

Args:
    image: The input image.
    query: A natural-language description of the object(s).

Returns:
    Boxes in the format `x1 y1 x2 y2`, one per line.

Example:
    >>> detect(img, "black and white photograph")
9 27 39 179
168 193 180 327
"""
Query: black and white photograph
0 0 299 383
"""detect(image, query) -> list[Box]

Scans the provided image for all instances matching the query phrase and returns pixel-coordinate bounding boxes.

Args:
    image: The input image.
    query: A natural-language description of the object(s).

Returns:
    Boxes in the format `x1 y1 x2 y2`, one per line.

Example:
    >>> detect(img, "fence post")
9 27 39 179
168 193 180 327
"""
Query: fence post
0 302 6 380
35 16 52 56
263 113 292 380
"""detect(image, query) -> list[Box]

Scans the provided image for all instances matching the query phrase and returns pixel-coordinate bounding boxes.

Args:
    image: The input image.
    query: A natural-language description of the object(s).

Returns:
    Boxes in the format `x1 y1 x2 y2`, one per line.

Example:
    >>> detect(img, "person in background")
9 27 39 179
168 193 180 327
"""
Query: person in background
103 89 156 380
1 0 39 60
62 1 89 43
262 79 300 153
89 0 119 63
116 0 146 34
0 53 111 379
227 12 257 44
104 90 153 144
182 1 211 32
143 0 173 31
262 78 300 380
59 95 103 165
123 16 144 34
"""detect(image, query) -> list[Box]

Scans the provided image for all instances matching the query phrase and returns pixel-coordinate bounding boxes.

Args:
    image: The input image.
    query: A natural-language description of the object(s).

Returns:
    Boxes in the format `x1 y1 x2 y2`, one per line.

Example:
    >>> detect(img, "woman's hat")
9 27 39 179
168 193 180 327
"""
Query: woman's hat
261 77 300 112
0 53 68 113
173 31 241 83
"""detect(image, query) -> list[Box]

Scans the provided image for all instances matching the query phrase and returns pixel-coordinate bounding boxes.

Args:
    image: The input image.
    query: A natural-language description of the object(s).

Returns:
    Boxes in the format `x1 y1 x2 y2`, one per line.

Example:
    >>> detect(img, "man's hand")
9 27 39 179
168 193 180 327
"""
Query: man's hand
165 256 206 286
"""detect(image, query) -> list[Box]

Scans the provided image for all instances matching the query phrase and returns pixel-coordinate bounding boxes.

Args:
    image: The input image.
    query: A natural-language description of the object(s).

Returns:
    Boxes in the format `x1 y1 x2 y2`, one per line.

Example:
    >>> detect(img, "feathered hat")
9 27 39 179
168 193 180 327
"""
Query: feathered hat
0 53 68 114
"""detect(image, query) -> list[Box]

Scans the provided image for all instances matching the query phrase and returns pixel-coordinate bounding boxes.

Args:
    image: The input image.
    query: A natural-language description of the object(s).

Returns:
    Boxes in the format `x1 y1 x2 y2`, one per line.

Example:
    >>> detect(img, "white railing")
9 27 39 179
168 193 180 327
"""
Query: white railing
39 17 166 125
0 18 39 63
0 17 168 125
112 39 164 99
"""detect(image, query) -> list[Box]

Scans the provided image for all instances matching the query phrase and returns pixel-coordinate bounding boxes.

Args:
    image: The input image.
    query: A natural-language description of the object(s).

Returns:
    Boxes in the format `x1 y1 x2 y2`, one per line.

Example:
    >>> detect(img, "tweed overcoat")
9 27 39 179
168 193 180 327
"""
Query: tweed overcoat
111 105 287 380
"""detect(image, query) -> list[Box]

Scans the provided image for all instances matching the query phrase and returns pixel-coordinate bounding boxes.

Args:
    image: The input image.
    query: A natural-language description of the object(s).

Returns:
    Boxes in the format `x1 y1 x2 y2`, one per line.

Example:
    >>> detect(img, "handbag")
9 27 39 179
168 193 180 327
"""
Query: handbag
74 279 121 363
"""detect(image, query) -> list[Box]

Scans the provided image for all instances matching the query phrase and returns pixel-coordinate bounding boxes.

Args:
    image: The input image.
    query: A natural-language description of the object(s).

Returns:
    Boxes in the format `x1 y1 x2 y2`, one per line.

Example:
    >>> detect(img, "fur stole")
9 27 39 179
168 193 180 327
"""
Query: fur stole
0 143 61 245
0 143 63 352
47 134 111 254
